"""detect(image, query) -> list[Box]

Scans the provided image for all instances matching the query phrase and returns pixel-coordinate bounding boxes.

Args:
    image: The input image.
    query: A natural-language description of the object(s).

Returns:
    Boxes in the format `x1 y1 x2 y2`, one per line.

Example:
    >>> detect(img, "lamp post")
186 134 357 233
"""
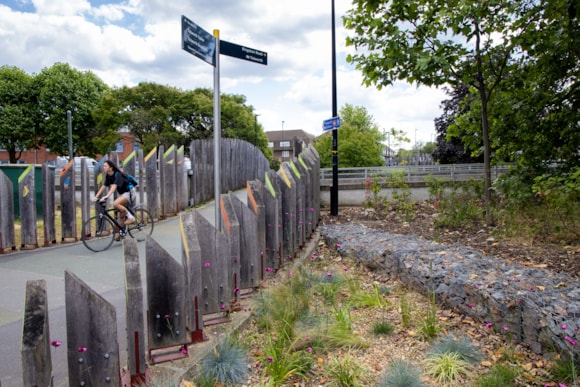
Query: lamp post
281 120 285 161
330 0 339 216
254 114 260 146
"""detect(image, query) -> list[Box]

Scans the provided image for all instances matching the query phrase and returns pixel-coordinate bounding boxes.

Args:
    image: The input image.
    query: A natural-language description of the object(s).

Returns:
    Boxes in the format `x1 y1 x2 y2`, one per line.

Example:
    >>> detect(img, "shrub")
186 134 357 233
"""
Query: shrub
427 334 482 364
377 359 424 387
424 352 472 384
197 336 249 386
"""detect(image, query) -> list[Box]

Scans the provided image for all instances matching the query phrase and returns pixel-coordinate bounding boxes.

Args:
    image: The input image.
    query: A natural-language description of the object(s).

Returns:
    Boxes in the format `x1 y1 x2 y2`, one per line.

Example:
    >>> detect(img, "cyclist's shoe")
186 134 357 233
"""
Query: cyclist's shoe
125 214 136 225
115 234 122 242
116 226 127 241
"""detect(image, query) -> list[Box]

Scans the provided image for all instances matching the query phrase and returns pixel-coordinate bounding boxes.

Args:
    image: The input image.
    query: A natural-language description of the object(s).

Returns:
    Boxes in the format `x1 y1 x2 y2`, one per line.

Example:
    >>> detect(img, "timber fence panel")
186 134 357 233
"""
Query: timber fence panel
42 163 56 247
296 156 313 238
144 148 160 221
0 171 15 252
247 179 266 280
59 160 77 242
176 146 188 212
145 235 189 361
21 280 52 387
264 170 282 270
219 193 238 301
230 192 260 289
193 210 231 315
161 145 177 218
303 146 321 225
277 165 296 263
18 166 38 248
80 159 91 241
180 212 205 342
64 270 121 386
288 161 305 248
123 238 147 384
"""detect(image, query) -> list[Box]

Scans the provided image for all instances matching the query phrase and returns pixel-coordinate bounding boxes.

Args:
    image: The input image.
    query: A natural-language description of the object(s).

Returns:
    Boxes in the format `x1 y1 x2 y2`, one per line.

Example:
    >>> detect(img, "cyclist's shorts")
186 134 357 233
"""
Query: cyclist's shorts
121 188 136 203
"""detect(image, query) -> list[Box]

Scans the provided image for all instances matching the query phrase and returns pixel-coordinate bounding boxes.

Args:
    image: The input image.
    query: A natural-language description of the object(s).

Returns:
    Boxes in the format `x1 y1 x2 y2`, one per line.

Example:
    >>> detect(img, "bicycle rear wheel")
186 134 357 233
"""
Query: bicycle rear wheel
128 208 154 242
82 215 115 252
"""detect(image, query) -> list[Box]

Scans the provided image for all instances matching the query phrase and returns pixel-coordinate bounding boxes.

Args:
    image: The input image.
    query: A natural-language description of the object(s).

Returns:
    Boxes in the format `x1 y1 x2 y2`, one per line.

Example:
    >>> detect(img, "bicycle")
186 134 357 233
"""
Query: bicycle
81 200 154 252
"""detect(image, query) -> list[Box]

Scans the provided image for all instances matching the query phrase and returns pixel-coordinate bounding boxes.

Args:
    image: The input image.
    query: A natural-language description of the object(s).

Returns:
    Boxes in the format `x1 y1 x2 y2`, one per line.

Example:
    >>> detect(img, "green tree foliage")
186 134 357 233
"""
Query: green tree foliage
0 66 38 163
35 62 110 157
314 104 385 168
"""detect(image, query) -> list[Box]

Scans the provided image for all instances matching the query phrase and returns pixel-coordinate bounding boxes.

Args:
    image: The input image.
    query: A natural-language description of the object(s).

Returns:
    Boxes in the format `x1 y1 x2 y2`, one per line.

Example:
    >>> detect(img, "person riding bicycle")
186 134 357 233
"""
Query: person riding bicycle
93 160 136 232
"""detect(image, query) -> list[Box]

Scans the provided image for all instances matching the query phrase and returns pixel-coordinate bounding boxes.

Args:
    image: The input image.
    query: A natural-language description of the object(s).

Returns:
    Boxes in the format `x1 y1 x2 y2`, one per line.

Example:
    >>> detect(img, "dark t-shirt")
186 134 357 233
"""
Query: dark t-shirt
104 172 129 194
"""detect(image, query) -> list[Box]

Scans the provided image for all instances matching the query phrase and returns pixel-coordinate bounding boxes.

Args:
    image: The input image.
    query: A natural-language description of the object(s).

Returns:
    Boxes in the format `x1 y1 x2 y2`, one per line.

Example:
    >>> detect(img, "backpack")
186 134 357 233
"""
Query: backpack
125 173 139 188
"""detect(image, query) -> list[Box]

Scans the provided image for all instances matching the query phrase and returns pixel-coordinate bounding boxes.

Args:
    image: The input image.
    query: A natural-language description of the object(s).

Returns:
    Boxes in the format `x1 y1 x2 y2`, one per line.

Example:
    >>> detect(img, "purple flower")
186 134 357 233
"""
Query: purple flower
78 346 87 352
265 267 273 272
307 347 312 353
51 340 62 348
327 271 333 277
466 303 473 308
565 336 577 345
562 324 568 329
204 262 211 268
485 323 493 328
220 304 225 310
503 326 509 332
267 356 274 363
343 266 349 271
336 243 342 248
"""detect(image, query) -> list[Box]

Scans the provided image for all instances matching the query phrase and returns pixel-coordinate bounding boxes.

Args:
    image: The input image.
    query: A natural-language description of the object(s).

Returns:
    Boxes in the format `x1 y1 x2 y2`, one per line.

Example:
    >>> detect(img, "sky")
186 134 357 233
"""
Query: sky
0 0 447 147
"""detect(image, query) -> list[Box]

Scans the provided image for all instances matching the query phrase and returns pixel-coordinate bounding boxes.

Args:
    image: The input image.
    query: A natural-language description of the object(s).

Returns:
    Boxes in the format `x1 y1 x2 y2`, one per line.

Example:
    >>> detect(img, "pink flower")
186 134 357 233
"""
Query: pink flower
485 323 493 328
336 243 342 248
327 271 333 277
267 356 274 363
181 346 188 354
204 262 211 267
234 287 240 294
562 324 568 329
343 266 349 271
307 347 312 353
310 207 314 211
265 267 273 272
565 336 577 345
78 346 87 352
503 326 509 332
50 340 62 347
466 303 473 308
220 304 225 310
289 271 293 275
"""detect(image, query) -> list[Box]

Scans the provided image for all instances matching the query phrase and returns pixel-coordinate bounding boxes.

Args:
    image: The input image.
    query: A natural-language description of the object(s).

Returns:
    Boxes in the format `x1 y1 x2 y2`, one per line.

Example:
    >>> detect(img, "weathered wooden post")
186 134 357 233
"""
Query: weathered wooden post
176 145 188 212
21 280 52 387
18 165 38 249
145 236 189 363
193 210 231 322
277 164 297 262
123 238 148 386
65 270 121 386
42 163 57 246
230 192 260 289
144 148 159 221
296 156 313 238
287 161 305 248
79 158 91 240
160 145 177 219
180 212 206 343
219 193 238 306
59 160 77 242
264 170 282 270
247 180 266 280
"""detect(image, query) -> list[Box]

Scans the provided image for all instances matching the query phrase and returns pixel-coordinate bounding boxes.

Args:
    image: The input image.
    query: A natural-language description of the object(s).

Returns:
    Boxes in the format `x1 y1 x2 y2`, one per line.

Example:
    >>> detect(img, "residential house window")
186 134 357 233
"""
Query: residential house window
267 142 274 148
282 151 290 158
280 141 290 148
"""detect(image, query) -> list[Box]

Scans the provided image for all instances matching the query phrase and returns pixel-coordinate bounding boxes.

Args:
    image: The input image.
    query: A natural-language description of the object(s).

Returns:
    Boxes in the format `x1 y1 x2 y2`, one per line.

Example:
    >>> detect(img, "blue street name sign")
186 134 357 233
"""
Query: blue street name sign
181 15 216 66
220 40 268 65
322 116 341 132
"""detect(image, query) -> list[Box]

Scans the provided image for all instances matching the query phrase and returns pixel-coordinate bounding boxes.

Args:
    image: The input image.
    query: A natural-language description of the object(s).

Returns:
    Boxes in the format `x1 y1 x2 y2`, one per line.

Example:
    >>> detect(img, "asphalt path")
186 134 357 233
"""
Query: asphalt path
0 197 224 387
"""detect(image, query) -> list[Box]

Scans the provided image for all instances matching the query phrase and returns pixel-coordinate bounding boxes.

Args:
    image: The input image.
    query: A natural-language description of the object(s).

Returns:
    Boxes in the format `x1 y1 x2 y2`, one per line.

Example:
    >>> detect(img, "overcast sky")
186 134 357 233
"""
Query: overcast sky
0 0 447 147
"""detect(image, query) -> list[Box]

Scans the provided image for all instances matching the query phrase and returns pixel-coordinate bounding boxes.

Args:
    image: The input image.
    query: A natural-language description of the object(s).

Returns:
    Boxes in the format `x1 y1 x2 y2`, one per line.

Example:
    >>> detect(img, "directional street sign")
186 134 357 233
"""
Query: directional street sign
220 40 268 65
181 15 216 66
322 116 341 132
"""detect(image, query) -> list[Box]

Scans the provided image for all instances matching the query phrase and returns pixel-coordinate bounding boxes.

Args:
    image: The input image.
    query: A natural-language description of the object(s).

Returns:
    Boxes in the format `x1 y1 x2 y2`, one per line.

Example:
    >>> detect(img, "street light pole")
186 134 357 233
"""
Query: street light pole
330 0 339 216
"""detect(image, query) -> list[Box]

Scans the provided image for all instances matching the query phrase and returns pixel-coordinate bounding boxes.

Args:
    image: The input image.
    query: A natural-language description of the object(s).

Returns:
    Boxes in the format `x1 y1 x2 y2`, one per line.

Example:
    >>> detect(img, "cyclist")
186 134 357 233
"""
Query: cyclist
93 160 136 234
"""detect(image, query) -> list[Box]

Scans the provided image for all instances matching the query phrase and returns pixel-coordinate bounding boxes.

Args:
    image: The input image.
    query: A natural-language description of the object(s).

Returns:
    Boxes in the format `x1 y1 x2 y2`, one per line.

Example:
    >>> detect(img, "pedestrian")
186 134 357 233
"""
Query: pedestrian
93 160 136 235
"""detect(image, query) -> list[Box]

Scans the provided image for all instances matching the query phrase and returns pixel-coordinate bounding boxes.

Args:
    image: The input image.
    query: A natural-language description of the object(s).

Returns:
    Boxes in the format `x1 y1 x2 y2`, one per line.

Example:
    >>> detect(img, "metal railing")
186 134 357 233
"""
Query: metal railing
319 163 512 186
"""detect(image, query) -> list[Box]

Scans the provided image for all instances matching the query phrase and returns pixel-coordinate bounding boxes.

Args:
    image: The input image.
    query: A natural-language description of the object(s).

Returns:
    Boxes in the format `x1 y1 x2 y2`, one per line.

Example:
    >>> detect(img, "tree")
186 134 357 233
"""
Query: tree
35 63 110 157
314 104 385 168
0 66 38 163
344 0 518 226
433 84 483 164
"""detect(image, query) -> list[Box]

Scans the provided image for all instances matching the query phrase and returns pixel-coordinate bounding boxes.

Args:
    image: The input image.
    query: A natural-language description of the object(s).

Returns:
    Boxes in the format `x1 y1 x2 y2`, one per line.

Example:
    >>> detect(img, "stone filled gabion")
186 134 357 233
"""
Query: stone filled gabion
320 223 580 359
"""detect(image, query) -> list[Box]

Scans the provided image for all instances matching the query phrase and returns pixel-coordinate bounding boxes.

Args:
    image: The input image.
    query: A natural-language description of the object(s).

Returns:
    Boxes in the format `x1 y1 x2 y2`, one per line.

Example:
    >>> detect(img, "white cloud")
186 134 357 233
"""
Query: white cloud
0 0 446 146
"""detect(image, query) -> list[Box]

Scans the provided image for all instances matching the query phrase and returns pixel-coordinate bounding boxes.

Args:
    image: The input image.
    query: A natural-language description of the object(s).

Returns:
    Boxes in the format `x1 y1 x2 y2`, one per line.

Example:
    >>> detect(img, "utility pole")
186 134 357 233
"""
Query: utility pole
330 0 339 216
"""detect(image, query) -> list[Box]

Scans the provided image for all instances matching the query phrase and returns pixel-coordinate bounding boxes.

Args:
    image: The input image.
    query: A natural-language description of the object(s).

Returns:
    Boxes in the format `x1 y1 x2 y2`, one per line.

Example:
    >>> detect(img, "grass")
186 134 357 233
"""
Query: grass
377 359 424 387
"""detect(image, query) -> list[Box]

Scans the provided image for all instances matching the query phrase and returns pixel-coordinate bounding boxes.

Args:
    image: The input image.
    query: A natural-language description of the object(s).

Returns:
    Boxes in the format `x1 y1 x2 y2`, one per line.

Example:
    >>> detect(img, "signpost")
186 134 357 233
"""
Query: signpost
322 116 340 132
181 16 216 66
181 15 267 228
220 40 267 65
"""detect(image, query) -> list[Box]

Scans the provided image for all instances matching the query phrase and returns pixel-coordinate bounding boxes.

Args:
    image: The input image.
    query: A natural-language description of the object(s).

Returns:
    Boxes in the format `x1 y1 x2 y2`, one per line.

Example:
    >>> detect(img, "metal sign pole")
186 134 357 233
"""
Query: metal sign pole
330 0 339 216
67 110 73 161
213 29 221 230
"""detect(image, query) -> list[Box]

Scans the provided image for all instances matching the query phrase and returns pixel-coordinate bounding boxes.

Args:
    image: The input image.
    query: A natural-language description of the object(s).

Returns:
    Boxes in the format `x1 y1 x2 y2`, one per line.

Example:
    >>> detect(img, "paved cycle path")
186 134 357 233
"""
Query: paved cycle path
0 196 227 386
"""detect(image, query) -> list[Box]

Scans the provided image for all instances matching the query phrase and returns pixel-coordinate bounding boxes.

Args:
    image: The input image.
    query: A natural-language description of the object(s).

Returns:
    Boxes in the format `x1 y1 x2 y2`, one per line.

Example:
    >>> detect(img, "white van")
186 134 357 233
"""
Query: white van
56 156 98 173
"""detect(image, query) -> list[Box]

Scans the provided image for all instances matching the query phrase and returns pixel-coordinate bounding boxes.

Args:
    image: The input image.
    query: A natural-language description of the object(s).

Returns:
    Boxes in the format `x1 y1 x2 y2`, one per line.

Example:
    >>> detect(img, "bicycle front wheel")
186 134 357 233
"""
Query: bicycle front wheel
82 215 116 252
128 208 154 242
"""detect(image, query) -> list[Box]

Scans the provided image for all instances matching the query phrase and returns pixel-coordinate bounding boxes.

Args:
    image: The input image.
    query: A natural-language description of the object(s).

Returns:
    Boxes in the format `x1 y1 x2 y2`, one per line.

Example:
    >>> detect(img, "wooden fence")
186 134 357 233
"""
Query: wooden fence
9 141 320 386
